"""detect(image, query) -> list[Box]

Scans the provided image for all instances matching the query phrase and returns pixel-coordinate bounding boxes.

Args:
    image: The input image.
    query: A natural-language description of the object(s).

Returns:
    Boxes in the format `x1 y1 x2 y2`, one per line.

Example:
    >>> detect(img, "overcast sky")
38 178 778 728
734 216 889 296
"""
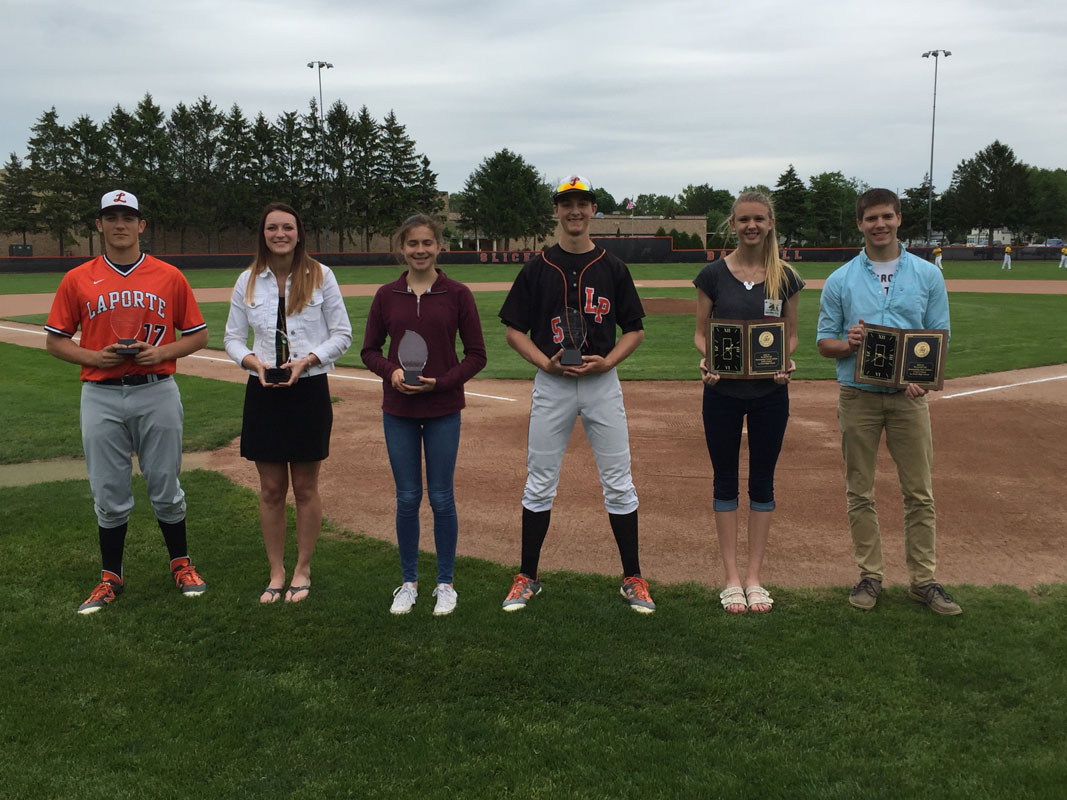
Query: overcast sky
3 0 1064 201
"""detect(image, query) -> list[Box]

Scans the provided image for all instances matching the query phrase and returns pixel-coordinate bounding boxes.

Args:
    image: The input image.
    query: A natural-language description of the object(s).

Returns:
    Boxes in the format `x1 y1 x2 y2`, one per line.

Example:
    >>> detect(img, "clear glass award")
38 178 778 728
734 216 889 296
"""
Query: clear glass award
559 307 586 367
110 307 143 356
398 330 429 385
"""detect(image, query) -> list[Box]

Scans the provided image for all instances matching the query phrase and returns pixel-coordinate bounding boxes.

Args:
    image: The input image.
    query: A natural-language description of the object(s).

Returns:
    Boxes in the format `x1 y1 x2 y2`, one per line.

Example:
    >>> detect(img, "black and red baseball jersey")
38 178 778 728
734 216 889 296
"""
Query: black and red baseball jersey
46 253 206 381
499 244 645 359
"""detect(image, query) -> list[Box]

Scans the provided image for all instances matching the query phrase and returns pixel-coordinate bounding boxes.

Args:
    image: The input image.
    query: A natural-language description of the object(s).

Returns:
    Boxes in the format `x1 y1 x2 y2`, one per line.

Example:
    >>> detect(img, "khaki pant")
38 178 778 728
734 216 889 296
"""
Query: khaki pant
837 386 936 585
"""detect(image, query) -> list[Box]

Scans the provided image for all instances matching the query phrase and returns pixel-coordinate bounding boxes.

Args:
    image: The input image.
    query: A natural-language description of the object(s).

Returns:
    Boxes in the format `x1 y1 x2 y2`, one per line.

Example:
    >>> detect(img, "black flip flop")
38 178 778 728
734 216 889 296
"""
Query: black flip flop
285 584 311 603
260 586 284 604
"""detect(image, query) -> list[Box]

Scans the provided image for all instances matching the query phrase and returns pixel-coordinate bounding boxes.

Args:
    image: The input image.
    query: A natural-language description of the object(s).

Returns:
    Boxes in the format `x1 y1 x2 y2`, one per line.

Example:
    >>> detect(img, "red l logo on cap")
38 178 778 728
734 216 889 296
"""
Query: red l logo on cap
112 192 127 204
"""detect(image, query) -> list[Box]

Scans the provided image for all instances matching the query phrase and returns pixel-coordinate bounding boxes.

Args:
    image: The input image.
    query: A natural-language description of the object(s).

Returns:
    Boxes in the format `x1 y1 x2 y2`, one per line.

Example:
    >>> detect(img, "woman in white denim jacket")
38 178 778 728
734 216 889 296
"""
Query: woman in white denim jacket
224 202 352 604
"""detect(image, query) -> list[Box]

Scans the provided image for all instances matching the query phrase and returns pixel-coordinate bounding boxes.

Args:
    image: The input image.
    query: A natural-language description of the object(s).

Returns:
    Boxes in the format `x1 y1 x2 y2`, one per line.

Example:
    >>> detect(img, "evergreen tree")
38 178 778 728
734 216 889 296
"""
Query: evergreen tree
346 105 380 250
271 110 309 212
0 153 39 248
376 110 440 244
187 96 224 251
217 104 256 250
322 100 359 250
65 115 108 255
129 94 172 251
772 165 807 245
248 112 279 209
103 104 136 185
166 102 198 252
27 108 76 255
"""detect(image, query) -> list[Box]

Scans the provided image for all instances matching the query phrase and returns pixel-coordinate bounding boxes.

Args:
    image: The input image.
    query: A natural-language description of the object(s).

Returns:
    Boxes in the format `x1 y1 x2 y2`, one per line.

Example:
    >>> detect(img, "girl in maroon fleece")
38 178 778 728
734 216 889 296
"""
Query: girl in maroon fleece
361 215 487 616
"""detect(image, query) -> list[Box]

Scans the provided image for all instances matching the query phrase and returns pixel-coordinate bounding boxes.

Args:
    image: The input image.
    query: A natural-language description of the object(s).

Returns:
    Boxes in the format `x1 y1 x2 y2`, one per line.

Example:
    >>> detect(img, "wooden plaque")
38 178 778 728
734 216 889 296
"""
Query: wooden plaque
706 319 787 379
854 323 947 390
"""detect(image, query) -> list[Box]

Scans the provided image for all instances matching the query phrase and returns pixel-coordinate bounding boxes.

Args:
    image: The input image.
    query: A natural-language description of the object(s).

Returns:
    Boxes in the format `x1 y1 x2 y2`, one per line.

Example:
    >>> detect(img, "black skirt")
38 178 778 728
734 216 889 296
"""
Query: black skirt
240 373 333 462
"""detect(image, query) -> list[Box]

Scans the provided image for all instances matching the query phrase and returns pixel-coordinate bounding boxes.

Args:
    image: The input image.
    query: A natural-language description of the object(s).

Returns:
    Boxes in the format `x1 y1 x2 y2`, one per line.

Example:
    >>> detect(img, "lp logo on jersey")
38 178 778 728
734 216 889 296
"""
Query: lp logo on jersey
583 288 611 322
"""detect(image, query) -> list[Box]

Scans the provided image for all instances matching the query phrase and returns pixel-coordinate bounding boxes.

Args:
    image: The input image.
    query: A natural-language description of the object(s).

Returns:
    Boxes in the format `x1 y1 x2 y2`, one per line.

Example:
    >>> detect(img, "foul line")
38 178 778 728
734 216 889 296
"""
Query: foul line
188 354 517 401
1 327 516 403
941 374 1067 399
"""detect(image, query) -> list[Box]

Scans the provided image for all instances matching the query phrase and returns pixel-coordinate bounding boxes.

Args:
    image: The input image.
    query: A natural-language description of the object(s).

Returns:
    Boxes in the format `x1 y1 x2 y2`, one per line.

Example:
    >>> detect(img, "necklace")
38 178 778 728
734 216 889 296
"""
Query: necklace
736 263 763 291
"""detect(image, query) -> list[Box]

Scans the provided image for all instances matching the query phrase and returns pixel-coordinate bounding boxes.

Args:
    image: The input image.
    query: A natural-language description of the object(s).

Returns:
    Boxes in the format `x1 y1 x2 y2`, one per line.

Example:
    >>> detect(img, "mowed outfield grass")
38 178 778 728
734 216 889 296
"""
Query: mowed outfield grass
1 470 1065 799
2 257 1067 294
9 290 1067 382
0 342 245 464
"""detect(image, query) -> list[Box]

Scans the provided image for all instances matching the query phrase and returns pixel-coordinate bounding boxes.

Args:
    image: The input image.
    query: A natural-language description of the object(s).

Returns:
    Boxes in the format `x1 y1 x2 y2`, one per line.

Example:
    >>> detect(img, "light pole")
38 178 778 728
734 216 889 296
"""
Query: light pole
921 49 950 245
307 61 334 251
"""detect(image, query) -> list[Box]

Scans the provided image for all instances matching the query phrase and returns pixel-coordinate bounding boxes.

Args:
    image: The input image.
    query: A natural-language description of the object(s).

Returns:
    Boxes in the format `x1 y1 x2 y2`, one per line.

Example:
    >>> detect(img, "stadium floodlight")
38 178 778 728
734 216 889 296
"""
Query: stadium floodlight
921 50 951 245
307 61 334 117
307 61 335 250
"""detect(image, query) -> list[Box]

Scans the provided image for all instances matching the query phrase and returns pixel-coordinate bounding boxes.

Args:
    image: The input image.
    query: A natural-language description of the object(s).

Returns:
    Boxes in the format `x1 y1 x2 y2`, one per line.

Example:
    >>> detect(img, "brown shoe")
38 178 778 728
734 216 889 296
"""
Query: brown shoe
849 577 882 610
908 582 962 616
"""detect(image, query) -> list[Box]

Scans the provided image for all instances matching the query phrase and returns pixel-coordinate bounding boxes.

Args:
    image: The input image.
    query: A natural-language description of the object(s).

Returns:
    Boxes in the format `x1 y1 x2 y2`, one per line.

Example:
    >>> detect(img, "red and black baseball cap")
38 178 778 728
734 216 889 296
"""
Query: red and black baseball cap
552 175 596 203
99 190 141 217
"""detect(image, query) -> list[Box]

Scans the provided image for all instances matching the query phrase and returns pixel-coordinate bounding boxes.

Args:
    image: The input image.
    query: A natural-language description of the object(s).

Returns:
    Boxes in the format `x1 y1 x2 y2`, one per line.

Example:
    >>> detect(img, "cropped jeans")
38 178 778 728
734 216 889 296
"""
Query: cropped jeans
382 411 461 585
701 384 790 512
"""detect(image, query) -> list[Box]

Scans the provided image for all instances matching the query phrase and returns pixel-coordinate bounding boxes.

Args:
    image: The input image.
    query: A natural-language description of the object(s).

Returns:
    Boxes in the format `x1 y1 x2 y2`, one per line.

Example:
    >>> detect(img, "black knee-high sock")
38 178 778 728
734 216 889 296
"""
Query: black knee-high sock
519 508 551 578
609 510 641 577
158 518 188 562
99 523 128 581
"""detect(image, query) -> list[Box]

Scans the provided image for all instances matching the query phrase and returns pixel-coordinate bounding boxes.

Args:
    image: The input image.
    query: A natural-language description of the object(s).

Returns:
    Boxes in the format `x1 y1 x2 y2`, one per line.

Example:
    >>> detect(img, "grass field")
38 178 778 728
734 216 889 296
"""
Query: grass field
1 259 1066 294
9 290 1067 383
1 342 244 464
2 470 1065 799
5 263 1067 798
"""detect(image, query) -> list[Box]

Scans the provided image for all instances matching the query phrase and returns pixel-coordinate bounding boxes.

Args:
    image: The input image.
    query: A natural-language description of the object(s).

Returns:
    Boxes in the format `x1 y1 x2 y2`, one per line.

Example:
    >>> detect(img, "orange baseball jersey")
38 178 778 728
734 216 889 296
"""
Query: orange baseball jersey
45 253 206 381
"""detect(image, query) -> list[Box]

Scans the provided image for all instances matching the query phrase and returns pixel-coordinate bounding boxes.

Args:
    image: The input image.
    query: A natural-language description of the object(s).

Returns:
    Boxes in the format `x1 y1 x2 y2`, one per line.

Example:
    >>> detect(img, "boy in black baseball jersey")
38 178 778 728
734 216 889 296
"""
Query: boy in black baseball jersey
499 175 654 613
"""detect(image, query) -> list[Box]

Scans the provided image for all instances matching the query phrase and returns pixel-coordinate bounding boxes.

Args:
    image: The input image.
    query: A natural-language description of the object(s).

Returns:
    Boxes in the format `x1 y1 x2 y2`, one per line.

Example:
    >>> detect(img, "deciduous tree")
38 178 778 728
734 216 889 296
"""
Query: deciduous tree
458 149 554 250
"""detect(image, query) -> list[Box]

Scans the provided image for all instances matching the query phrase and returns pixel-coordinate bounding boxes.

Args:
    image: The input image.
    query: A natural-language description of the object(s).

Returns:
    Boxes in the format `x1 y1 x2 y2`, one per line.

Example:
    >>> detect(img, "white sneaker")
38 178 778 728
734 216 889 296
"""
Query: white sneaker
390 582 418 614
432 583 458 616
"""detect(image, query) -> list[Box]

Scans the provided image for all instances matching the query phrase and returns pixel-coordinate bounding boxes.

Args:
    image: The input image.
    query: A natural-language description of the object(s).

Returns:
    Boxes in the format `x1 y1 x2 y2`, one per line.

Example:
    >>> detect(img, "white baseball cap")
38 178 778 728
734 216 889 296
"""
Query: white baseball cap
99 190 141 216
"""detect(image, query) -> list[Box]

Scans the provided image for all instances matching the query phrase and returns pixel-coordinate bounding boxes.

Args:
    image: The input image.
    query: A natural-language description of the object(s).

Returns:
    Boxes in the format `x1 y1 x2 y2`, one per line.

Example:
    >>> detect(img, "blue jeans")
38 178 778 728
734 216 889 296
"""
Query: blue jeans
702 385 789 512
382 412 461 584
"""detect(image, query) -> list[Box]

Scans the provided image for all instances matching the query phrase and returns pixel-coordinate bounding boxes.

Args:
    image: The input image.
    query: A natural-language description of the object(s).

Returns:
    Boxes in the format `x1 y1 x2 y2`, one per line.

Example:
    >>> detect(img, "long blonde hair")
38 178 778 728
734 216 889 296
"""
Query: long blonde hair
722 191 799 303
245 202 322 315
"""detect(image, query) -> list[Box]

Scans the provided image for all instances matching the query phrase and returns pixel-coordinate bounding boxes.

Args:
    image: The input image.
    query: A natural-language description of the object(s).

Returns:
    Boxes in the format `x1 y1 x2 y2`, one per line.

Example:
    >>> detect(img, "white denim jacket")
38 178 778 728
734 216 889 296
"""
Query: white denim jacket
224 263 352 376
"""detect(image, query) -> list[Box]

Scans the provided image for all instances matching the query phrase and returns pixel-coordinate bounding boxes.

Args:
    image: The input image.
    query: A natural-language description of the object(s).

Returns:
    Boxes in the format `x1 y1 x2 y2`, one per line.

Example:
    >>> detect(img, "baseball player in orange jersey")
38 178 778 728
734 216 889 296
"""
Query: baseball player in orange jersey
45 190 209 615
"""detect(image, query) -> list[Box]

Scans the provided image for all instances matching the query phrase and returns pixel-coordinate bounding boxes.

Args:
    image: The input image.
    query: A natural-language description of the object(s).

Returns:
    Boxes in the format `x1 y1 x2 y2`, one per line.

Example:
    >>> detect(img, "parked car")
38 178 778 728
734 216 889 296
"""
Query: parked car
1046 237 1063 247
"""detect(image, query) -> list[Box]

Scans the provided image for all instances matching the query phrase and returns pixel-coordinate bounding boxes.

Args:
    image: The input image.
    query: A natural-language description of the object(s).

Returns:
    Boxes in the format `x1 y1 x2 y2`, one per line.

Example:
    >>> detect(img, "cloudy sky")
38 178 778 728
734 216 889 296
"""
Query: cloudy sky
3 0 1064 201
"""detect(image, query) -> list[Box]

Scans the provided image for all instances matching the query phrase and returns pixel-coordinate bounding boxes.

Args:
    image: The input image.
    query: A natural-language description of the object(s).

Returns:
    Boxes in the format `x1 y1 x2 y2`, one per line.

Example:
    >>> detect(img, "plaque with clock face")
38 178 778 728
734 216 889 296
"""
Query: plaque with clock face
854 323 947 390
706 319 787 379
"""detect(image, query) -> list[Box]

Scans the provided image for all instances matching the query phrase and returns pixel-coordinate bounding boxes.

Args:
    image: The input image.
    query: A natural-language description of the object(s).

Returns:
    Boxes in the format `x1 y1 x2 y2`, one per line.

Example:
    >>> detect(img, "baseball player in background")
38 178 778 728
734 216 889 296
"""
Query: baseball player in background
1058 246 1066 268
932 246 943 270
498 175 655 614
1001 245 1012 270
45 190 209 615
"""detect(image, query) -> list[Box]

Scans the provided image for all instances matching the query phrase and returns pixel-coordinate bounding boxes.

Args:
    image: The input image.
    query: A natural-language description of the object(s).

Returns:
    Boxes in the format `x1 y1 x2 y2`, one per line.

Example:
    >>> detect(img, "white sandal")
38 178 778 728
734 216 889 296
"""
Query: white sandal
719 586 748 613
744 585 774 613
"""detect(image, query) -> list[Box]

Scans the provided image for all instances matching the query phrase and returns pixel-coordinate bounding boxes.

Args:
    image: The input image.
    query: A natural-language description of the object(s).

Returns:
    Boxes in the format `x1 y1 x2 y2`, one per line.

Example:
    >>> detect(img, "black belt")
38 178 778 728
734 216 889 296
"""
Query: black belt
86 374 172 387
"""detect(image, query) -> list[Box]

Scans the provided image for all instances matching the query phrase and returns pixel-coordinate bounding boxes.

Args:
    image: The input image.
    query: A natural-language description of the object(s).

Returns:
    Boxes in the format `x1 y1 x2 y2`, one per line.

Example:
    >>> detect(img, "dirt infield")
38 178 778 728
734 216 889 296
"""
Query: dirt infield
3 280 1066 590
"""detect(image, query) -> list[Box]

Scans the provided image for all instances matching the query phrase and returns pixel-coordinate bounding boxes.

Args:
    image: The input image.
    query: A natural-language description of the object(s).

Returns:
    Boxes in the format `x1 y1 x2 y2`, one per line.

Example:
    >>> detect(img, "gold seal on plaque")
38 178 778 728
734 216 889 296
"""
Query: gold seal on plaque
759 331 774 347
914 341 931 358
